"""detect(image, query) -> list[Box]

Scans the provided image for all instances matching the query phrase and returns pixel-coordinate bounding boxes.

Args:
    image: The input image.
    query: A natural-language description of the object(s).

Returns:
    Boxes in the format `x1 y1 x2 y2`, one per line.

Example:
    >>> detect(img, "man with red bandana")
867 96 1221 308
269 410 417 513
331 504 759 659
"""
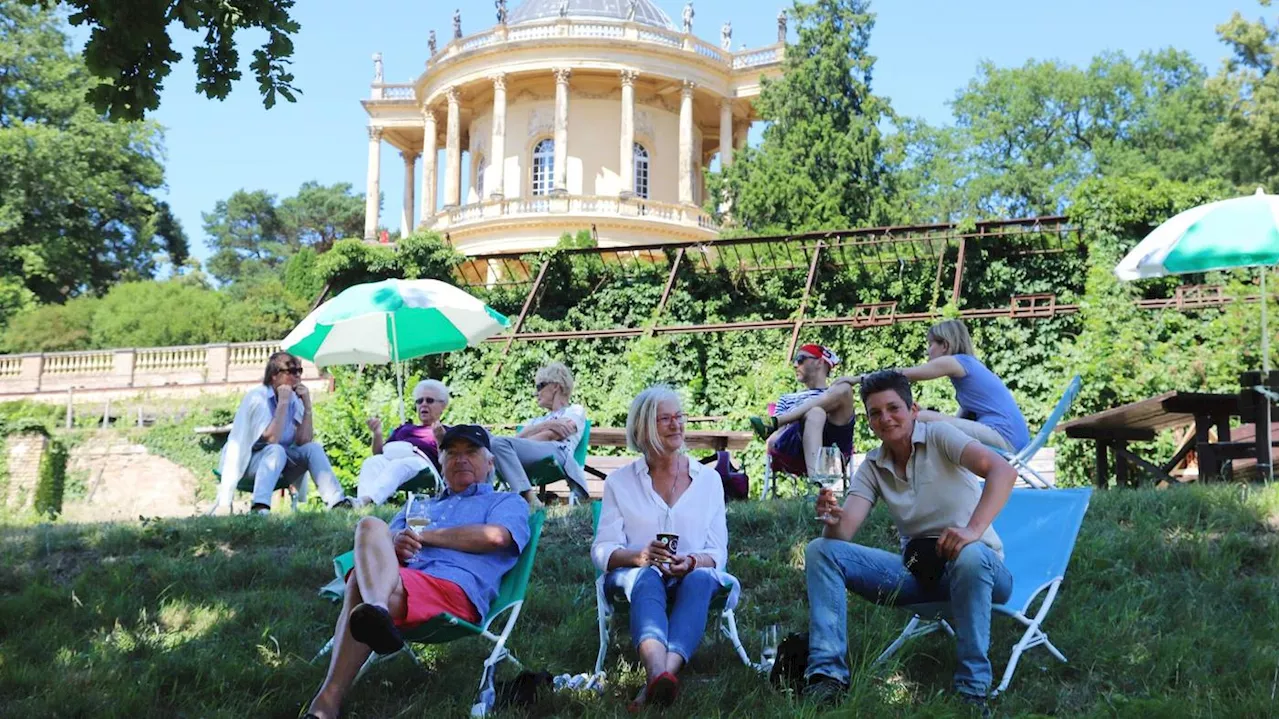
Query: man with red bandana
751 344 856 478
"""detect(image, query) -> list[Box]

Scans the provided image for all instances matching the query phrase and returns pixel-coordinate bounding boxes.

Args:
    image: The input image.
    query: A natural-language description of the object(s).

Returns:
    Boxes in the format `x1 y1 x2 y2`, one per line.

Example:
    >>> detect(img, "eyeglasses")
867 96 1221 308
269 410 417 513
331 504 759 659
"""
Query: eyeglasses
656 413 687 426
415 397 443 406
278 366 303 376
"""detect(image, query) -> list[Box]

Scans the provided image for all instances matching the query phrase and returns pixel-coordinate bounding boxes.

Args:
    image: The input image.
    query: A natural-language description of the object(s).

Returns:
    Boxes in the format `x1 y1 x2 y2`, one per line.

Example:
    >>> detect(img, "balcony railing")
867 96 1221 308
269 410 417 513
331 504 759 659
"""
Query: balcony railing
0 341 323 397
429 194 720 233
371 19 785 101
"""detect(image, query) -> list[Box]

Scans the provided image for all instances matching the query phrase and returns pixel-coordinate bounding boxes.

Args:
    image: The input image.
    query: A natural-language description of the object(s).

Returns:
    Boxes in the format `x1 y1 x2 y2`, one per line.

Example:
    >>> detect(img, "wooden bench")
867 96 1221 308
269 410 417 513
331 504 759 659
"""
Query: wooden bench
1059 371 1278 486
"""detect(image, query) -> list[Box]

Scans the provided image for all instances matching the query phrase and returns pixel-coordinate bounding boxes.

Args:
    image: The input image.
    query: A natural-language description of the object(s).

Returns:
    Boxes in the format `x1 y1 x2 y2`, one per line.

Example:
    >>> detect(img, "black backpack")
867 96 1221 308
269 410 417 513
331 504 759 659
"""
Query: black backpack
769 631 810 694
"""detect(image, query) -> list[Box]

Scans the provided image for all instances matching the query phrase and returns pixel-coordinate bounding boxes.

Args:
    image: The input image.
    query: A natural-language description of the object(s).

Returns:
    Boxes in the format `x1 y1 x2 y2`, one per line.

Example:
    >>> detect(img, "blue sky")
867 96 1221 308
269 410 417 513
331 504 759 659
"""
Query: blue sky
110 0 1263 264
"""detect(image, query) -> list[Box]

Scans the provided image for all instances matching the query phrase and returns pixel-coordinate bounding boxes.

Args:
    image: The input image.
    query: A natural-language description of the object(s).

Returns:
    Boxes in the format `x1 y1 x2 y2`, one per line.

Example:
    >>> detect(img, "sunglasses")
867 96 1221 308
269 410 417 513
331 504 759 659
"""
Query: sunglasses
793 355 816 366
415 397 443 406
278 366 303 376
535 382 553 392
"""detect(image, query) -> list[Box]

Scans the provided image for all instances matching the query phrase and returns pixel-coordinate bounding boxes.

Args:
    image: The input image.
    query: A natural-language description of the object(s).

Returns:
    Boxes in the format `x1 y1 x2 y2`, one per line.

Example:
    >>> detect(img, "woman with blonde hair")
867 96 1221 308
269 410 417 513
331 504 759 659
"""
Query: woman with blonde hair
838 319 1030 452
591 385 734 711
488 361 590 507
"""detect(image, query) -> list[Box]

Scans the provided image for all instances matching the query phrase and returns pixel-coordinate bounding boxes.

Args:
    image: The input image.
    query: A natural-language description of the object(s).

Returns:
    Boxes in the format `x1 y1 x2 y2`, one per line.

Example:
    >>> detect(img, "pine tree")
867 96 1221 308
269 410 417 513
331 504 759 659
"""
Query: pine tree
714 0 895 233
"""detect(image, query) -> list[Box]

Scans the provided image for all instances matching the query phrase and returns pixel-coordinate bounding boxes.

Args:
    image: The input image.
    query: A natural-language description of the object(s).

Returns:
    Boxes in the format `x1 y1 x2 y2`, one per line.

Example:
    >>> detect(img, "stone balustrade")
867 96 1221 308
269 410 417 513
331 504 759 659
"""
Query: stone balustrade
0 341 323 399
431 193 719 233
379 17 783 98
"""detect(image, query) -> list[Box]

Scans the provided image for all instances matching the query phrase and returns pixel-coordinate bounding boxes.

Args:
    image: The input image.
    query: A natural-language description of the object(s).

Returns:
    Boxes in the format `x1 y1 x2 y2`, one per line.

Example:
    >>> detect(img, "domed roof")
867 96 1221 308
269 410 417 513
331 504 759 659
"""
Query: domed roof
508 0 674 30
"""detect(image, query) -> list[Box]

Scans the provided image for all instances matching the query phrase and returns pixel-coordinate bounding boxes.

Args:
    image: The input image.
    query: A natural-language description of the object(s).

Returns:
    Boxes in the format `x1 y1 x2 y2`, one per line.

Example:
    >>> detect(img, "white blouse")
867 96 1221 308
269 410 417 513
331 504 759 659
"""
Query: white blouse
591 454 729 573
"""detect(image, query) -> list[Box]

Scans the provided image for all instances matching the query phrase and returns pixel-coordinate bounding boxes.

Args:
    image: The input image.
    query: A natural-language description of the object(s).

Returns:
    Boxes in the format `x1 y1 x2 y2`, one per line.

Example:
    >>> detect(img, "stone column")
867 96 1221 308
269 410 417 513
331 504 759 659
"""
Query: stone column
489 73 507 200
719 98 734 168
552 68 571 195
678 80 696 205
421 107 438 221
619 69 639 197
364 127 383 239
400 151 417 238
444 88 462 208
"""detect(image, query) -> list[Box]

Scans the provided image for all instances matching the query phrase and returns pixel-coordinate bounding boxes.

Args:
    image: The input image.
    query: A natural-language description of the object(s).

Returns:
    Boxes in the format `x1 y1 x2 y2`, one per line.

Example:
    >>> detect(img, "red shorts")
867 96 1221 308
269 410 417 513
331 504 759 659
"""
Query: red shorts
395 568 479 627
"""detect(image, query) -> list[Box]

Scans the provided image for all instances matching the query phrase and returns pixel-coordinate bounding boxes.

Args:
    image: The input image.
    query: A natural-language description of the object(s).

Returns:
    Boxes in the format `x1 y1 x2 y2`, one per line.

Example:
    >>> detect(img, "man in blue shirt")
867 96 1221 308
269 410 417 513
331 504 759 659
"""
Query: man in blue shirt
304 425 530 719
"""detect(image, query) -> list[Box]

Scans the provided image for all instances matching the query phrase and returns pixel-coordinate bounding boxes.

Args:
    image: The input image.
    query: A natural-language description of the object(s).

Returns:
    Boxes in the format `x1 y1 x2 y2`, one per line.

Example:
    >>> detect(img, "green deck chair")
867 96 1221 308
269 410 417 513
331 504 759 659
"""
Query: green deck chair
209 467 298 513
497 419 592 505
589 501 752 675
397 457 444 497
314 510 546 716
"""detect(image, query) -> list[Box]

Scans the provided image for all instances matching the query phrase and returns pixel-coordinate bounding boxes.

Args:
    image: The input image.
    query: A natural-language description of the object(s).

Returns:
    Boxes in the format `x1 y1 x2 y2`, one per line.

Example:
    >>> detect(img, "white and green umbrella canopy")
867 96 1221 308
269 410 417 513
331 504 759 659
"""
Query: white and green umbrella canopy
1115 189 1279 280
1115 190 1279 447
282 279 508 422
282 278 509 366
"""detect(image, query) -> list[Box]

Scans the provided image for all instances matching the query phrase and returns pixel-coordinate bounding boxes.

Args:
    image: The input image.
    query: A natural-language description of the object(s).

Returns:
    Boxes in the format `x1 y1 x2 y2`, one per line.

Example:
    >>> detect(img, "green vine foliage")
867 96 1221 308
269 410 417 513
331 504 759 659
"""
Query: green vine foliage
306 178 1273 491
32 437 67 518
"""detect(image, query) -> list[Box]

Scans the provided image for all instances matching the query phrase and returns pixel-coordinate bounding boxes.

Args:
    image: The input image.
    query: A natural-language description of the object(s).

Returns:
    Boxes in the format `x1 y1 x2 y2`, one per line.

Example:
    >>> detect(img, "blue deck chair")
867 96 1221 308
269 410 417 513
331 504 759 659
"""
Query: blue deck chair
873 487 1092 697
313 511 546 717
590 501 752 675
999 375 1082 489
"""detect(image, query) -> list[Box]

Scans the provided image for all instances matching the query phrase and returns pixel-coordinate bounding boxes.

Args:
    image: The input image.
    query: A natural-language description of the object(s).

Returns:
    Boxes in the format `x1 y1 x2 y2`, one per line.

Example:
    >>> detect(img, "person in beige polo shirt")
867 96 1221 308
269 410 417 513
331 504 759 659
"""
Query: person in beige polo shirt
801 370 1017 715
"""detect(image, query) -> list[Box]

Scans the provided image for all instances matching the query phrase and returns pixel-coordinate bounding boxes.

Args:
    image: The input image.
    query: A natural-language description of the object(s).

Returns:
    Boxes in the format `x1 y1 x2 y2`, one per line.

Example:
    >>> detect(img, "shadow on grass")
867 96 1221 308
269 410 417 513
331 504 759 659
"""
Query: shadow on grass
0 484 1275 717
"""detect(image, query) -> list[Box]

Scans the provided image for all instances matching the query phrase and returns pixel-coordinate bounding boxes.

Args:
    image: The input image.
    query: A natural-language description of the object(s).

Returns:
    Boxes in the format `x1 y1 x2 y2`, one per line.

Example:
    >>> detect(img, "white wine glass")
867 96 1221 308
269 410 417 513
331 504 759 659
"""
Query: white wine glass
405 492 432 534
814 446 844 521
760 624 780 670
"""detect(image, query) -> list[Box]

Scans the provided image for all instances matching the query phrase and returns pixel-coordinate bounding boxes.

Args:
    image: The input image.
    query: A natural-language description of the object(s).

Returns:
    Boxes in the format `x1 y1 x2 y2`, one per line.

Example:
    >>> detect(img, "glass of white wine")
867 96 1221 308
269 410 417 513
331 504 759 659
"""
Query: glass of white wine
405 492 432 534
760 624 780 670
814 446 844 521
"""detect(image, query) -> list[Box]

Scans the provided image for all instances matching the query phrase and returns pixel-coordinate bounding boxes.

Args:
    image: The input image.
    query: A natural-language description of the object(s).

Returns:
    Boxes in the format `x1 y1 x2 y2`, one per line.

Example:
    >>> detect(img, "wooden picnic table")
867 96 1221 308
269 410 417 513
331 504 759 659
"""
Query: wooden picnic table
1059 371 1277 486
588 426 753 452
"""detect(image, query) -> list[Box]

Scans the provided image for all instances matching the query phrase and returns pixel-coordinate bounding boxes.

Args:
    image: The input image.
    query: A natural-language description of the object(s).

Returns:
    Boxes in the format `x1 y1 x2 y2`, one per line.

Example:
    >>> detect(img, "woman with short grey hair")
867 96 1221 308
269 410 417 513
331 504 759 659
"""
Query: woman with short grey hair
591 385 734 711
353 379 450 507
488 361 589 508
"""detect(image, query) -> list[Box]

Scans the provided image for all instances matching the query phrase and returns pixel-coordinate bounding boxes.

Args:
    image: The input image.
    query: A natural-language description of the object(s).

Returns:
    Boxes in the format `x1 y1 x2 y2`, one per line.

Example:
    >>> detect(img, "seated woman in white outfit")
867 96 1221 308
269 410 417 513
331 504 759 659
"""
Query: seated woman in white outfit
353 380 449 507
591 384 731 711
488 362 590 508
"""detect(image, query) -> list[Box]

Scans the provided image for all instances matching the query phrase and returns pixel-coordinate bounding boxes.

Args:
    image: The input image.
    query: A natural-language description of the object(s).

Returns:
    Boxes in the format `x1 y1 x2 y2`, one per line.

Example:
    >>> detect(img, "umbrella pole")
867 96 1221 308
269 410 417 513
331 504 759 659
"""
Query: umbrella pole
390 312 405 424
1263 266 1274 481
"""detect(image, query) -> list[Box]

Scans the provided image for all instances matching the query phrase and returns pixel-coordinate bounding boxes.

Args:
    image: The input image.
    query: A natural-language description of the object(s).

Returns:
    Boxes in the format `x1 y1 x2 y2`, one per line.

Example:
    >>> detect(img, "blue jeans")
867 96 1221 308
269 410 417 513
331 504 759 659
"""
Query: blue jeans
805 538 1013 697
614 567 722 662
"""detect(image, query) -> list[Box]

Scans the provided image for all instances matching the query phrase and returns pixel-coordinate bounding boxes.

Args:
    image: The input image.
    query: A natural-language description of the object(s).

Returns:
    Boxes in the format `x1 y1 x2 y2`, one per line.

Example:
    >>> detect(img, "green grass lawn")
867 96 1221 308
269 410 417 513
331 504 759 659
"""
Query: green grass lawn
1 484 1276 718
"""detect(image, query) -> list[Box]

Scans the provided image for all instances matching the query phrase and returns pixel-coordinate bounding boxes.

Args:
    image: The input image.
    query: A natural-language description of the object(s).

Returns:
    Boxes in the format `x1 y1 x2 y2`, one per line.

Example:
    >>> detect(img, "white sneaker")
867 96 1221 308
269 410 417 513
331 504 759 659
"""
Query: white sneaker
352 496 374 509
250 506 271 516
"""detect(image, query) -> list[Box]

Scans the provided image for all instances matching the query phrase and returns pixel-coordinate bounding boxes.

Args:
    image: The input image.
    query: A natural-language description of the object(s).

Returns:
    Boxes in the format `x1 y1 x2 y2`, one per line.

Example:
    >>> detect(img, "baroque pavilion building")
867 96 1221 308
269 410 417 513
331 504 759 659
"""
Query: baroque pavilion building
360 0 785 255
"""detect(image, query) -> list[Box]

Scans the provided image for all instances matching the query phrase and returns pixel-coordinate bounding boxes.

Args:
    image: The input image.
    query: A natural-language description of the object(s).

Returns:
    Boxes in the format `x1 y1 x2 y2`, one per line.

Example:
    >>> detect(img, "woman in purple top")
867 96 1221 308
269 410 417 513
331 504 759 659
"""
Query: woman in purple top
839 320 1031 452
352 380 451 507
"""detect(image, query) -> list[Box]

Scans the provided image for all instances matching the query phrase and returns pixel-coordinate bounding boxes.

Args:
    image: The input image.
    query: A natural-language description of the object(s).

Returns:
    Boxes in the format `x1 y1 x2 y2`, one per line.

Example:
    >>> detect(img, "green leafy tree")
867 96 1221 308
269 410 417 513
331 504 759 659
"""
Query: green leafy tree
88 280 228 347
23 0 301 121
713 0 895 232
0 1 187 322
948 50 1226 217
203 189 290 284
204 183 367 284
1208 1 1279 191
279 181 365 253
0 296 101 352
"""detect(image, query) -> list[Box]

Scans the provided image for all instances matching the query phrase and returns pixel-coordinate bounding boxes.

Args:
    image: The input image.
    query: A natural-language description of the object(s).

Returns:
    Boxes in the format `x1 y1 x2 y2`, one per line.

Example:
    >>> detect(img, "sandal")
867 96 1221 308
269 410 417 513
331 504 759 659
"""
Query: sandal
348 603 404 655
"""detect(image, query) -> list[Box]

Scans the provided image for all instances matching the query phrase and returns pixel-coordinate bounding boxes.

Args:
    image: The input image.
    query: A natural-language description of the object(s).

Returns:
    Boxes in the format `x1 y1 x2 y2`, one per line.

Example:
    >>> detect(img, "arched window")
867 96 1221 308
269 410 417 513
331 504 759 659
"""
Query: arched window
532 139 555 196
633 143 650 199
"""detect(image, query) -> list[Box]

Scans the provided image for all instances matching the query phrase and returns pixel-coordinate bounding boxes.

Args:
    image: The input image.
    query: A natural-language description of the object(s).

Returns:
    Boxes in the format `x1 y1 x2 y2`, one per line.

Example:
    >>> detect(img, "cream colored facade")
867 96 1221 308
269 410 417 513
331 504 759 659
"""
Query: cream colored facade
361 0 783 255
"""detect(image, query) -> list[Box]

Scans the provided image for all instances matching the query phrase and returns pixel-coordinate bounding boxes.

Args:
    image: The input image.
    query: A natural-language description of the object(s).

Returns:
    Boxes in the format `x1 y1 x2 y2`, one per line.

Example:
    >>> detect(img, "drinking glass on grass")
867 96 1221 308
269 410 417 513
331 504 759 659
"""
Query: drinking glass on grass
405 492 432 535
813 445 844 522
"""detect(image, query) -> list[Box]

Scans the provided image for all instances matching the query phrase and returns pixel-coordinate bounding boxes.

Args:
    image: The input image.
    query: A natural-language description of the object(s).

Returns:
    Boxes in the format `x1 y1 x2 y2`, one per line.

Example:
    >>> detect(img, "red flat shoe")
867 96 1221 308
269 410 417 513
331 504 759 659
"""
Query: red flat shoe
627 671 680 713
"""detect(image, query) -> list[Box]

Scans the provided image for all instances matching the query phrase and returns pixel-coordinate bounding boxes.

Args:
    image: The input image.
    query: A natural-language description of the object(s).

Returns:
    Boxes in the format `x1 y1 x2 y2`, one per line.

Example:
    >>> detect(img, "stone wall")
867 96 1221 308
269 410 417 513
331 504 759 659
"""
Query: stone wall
5 432 48 511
